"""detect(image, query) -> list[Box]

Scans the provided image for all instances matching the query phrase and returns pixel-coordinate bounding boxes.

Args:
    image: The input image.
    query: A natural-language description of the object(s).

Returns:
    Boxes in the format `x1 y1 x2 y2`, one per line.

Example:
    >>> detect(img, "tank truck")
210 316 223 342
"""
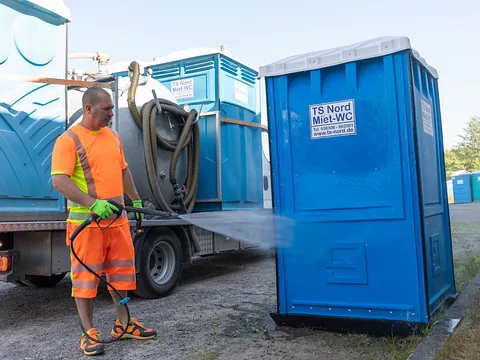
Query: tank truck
0 0 271 299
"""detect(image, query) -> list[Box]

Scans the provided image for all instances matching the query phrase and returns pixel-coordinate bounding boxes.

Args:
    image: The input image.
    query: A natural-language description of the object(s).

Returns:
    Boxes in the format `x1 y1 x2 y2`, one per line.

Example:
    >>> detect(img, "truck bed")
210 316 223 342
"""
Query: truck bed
0 218 189 232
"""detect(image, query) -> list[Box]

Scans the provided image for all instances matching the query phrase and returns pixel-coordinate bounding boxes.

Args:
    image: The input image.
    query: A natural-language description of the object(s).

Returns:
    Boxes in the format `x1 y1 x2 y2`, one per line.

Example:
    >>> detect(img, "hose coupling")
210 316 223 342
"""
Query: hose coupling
118 297 131 306
192 104 203 125
173 182 187 214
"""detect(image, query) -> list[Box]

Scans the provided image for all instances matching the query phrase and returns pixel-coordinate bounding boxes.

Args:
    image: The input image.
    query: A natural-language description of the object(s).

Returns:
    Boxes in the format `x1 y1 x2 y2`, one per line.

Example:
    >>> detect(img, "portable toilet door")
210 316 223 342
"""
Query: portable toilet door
452 170 473 203
471 170 480 202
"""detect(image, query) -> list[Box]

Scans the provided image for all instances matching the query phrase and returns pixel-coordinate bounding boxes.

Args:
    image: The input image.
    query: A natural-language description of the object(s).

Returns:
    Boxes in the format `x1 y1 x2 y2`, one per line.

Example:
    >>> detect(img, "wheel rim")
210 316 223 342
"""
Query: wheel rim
148 240 176 285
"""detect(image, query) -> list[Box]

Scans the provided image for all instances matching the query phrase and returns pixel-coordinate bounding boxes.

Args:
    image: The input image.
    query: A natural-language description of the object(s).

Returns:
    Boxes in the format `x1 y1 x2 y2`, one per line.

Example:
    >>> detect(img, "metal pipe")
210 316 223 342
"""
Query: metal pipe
68 52 110 74
68 52 109 60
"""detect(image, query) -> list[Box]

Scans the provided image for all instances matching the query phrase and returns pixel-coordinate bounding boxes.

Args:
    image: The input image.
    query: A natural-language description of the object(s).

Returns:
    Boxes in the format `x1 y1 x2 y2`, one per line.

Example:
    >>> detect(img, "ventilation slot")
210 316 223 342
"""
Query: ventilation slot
241 68 257 85
220 58 238 77
151 64 180 79
184 57 215 74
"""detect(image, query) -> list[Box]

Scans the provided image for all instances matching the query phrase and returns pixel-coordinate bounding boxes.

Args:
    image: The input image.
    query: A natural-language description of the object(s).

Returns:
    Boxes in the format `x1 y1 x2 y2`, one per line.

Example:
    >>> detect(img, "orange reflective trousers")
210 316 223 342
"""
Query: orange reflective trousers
66 221 136 298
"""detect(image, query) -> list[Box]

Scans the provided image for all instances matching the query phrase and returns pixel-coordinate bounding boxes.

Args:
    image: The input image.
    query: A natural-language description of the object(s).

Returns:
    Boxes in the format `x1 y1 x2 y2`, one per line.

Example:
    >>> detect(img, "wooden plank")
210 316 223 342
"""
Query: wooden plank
0 73 111 89
221 117 268 131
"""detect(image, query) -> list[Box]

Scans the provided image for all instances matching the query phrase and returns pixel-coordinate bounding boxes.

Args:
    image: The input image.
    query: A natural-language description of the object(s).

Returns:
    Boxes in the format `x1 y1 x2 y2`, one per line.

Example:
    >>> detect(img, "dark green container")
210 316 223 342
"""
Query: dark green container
472 170 480 202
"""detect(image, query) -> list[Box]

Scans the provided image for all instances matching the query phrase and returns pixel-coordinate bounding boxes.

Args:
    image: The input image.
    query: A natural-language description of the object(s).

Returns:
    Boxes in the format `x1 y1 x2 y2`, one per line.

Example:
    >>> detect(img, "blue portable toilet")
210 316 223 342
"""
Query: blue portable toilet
452 170 473 203
259 36 456 335
111 48 264 212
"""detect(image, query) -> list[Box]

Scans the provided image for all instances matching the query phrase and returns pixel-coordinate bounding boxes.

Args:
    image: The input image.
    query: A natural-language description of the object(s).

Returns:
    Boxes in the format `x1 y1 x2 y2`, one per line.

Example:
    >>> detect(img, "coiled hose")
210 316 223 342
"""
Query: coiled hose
127 61 201 214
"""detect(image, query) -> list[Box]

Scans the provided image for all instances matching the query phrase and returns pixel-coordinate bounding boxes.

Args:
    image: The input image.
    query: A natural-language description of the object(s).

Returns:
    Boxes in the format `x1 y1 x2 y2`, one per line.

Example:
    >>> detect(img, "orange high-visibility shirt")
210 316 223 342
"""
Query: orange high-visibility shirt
51 124 129 226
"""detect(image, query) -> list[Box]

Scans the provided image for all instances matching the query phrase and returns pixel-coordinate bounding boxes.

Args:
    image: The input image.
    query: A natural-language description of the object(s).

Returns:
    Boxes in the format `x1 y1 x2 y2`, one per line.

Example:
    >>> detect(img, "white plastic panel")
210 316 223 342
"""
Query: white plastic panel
147 47 257 72
0 0 70 22
258 36 438 79
21 0 70 20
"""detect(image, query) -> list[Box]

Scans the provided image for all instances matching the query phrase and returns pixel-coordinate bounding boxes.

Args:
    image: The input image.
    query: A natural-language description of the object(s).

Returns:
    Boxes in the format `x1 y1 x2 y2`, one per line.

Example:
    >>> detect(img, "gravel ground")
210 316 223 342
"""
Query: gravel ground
0 203 479 360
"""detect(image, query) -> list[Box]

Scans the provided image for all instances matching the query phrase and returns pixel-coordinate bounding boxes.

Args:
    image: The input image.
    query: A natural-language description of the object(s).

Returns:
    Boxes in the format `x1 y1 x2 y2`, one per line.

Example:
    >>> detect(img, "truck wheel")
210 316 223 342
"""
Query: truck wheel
134 228 183 299
22 273 67 287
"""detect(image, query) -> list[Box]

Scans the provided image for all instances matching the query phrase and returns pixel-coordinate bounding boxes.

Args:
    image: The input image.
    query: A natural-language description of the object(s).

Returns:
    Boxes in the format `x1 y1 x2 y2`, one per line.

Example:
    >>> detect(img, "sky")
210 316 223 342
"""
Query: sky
63 0 479 150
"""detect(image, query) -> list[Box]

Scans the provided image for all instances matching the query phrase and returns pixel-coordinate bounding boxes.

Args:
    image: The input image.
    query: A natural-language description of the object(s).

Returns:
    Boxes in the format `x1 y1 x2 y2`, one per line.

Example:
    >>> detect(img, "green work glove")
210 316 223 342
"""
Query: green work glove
132 199 144 221
89 199 119 220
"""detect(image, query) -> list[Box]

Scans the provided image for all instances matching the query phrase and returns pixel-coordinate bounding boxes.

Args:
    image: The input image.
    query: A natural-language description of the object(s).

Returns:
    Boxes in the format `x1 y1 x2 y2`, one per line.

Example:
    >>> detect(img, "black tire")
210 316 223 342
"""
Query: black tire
134 228 183 299
22 273 67 287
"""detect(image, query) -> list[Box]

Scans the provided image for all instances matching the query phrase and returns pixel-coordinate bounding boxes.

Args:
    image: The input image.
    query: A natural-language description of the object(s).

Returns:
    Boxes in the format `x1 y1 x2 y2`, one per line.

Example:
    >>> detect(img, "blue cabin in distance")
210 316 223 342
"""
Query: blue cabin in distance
451 170 473 203
259 36 456 335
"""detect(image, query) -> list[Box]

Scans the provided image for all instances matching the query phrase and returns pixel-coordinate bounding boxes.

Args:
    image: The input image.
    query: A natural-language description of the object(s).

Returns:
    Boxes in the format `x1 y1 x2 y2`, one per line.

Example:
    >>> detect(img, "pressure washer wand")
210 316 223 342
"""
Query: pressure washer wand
123 204 178 218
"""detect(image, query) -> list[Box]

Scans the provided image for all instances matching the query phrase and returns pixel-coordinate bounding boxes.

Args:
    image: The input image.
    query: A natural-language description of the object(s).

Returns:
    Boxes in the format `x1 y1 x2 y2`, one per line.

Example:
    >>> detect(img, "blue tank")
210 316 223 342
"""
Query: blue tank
0 0 70 221
260 36 455 335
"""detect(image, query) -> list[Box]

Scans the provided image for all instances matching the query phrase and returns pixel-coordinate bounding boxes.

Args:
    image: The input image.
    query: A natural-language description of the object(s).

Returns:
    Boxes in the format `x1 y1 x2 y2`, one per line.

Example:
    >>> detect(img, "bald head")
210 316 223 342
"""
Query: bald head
80 86 114 130
82 86 111 108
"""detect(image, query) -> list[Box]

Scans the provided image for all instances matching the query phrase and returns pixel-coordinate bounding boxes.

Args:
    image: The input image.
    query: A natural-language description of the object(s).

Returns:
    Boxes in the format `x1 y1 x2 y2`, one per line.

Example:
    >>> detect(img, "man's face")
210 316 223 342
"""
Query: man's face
86 94 114 128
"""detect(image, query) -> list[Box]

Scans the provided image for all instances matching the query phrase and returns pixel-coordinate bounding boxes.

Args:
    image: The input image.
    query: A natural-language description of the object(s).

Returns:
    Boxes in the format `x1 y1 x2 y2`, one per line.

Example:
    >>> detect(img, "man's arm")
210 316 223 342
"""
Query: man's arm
122 167 140 201
52 175 96 208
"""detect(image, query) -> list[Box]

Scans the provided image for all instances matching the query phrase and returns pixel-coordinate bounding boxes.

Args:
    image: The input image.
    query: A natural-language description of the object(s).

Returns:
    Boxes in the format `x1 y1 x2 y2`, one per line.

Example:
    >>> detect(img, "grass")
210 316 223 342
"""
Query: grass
454 250 480 292
373 316 442 360
435 296 480 360
450 220 476 239
363 335 424 360
431 249 480 360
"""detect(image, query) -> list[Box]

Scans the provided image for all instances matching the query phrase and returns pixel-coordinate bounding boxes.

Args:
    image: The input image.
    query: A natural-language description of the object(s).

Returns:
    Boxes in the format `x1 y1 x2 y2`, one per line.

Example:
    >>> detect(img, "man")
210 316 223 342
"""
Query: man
51 86 156 356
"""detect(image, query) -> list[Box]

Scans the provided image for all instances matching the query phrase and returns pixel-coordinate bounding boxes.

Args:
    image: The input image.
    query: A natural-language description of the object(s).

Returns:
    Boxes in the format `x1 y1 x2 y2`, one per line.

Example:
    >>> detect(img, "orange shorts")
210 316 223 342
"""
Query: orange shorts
66 221 136 298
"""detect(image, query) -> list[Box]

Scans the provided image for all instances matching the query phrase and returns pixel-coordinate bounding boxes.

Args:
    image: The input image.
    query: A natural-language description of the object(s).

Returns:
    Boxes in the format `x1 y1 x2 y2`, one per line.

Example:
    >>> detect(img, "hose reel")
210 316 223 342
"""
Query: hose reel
126 61 201 214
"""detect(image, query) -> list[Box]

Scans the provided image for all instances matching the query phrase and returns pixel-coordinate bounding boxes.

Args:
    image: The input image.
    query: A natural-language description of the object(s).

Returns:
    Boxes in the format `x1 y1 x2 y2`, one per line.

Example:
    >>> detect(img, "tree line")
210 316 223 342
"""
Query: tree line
444 116 480 179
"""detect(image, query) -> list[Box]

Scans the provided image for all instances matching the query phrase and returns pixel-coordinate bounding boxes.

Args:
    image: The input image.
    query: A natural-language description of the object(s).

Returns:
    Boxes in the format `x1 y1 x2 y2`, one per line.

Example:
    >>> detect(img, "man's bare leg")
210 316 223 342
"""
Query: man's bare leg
75 297 94 330
75 296 104 355
110 290 129 325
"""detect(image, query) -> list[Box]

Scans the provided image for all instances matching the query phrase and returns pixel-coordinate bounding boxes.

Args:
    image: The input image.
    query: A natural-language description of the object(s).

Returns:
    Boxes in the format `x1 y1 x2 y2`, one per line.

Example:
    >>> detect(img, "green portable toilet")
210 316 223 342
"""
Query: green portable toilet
472 170 480 201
